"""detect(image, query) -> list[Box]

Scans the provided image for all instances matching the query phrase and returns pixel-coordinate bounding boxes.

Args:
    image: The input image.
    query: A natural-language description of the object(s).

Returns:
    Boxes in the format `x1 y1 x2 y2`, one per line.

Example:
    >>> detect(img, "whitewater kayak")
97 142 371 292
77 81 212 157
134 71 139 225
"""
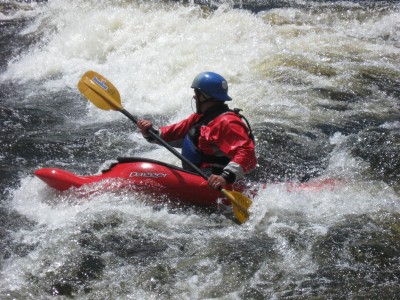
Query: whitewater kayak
34 157 246 207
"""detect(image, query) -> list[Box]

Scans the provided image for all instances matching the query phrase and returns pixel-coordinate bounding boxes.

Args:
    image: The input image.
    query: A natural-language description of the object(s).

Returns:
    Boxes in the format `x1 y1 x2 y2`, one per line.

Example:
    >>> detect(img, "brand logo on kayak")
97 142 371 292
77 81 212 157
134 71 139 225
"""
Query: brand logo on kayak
93 76 108 90
129 172 169 178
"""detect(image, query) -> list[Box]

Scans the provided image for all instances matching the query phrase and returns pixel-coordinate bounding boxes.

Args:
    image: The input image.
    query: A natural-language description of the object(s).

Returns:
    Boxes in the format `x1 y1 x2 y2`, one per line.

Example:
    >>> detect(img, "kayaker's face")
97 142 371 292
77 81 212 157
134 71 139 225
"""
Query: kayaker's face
193 89 208 114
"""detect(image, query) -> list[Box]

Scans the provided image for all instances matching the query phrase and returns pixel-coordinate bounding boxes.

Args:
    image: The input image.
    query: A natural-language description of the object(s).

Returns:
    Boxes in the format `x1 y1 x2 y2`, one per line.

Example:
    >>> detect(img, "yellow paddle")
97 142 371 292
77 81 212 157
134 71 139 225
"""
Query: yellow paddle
78 70 252 223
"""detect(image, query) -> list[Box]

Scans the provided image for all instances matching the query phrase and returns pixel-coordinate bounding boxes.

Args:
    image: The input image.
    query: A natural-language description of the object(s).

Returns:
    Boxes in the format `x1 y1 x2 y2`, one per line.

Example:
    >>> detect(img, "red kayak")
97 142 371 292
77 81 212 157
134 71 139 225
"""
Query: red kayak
35 157 341 208
34 157 246 207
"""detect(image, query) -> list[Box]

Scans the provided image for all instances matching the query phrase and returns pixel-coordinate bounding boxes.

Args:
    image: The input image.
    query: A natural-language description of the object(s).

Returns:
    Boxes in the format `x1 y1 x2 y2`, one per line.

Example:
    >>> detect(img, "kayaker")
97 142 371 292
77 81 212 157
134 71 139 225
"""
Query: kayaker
137 72 257 190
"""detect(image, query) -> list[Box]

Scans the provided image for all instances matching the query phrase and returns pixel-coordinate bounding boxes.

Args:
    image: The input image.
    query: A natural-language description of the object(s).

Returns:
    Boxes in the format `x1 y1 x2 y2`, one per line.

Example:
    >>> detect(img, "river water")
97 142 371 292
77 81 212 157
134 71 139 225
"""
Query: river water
0 0 399 299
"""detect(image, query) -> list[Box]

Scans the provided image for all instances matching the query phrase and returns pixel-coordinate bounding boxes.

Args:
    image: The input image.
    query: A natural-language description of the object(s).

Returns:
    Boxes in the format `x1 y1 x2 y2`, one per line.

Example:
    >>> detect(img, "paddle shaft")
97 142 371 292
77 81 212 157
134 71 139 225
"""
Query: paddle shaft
120 108 209 181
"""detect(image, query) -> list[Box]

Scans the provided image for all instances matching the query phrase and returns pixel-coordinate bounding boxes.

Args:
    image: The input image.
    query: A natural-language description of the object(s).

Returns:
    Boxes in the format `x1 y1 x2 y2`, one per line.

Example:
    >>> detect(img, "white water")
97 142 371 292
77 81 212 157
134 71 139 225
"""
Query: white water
1 0 400 298
3 0 397 125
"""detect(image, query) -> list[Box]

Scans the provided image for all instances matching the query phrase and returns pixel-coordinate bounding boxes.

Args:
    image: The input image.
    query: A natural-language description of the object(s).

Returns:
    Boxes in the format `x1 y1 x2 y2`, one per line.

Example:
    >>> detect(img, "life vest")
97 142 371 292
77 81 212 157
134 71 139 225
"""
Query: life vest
181 104 254 172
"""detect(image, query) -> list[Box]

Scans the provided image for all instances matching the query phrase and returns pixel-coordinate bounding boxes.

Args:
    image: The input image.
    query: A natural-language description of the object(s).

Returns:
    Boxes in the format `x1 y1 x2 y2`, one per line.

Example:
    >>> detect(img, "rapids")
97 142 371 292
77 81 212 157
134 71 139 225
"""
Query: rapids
0 0 399 299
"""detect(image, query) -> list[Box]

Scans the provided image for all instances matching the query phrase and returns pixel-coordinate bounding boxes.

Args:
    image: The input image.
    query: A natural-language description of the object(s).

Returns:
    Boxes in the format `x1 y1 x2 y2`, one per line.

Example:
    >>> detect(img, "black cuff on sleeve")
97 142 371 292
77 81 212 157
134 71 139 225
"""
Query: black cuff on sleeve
221 169 236 184
144 129 159 143
144 135 155 142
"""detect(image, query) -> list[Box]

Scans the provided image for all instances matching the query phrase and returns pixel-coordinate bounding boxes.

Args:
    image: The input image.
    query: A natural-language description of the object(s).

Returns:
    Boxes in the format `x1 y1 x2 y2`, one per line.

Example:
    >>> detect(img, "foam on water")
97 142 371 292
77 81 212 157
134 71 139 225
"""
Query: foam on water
2 0 399 223
3 163 399 297
1 2 265 118
3 174 227 291
2 1 399 129
1 0 399 298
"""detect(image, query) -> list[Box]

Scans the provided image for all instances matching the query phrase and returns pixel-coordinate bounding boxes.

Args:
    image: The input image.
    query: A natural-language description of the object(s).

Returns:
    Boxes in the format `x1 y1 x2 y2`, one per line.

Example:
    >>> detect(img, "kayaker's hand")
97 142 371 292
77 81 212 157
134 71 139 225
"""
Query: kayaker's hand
208 175 226 190
137 119 153 137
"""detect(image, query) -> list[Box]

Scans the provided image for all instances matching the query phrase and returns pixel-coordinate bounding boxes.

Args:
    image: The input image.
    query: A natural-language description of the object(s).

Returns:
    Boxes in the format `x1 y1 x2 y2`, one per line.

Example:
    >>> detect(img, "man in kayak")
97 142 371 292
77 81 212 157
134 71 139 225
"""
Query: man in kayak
137 72 257 190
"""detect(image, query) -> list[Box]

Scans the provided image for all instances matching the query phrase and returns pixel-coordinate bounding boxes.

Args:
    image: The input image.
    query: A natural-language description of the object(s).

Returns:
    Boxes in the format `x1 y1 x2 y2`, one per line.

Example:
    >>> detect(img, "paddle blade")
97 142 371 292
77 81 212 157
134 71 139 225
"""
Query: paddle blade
232 204 249 224
78 71 122 111
221 189 252 224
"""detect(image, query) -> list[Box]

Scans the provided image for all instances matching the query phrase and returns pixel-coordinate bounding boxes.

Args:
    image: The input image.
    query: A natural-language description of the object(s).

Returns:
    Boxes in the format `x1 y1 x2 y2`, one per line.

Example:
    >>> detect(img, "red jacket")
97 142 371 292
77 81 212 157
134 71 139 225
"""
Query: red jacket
160 112 257 174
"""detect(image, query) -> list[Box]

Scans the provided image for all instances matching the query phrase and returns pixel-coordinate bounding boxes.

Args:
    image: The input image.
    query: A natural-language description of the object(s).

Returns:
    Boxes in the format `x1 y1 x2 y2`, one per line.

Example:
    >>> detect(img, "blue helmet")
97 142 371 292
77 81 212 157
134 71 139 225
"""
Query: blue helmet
191 72 232 101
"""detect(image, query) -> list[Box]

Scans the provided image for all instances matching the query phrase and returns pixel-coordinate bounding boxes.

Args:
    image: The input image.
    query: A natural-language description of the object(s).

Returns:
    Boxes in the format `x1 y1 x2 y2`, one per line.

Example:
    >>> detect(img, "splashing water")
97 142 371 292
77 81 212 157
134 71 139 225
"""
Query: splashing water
1 0 399 298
